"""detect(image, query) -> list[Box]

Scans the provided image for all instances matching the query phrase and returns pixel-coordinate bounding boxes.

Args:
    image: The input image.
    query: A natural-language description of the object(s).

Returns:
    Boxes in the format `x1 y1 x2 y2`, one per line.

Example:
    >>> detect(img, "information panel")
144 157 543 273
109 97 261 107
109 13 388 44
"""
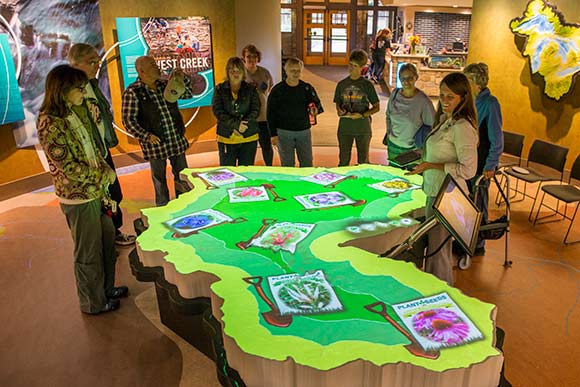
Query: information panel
116 17 214 108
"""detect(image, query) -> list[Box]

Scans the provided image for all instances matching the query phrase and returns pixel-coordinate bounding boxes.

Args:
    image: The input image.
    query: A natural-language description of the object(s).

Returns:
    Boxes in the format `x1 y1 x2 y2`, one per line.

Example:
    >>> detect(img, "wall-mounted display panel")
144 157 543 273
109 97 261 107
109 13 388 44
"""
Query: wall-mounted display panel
116 17 215 108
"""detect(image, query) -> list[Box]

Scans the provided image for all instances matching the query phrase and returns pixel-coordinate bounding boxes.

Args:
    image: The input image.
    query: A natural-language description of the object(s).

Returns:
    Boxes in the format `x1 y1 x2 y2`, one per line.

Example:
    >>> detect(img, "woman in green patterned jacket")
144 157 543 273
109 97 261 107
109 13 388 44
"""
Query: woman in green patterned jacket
37 65 128 314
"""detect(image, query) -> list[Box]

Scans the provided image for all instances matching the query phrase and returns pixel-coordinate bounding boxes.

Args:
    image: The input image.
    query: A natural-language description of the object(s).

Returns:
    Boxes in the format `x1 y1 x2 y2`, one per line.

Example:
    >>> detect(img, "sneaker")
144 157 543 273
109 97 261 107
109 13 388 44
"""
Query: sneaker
83 299 120 315
115 232 136 246
106 286 129 299
100 299 121 313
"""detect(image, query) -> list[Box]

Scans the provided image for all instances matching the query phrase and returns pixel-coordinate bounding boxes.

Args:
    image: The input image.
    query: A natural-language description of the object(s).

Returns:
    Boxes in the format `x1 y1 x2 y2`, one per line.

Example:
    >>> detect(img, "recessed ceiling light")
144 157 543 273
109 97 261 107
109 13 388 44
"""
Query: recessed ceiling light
453 5 459 8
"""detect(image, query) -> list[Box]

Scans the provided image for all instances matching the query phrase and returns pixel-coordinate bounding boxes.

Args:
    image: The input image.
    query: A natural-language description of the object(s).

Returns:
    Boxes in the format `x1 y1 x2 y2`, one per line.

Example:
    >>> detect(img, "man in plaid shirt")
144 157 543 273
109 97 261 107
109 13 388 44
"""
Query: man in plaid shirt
122 56 193 206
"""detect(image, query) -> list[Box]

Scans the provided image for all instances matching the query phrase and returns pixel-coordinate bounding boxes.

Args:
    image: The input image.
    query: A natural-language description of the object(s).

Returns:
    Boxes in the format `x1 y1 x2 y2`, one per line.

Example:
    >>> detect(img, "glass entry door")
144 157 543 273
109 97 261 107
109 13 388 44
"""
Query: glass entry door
304 9 350 65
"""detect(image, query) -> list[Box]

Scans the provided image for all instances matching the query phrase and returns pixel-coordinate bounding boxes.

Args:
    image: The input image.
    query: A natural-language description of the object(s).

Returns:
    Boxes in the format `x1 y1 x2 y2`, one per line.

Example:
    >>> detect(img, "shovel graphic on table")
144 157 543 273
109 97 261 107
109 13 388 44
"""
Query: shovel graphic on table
365 301 439 359
323 174 357 188
243 276 293 328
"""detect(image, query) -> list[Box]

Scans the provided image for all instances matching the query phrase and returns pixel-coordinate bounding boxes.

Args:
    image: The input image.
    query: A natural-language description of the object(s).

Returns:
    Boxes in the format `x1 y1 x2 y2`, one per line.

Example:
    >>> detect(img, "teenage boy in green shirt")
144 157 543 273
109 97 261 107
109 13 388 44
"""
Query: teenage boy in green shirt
333 49 380 166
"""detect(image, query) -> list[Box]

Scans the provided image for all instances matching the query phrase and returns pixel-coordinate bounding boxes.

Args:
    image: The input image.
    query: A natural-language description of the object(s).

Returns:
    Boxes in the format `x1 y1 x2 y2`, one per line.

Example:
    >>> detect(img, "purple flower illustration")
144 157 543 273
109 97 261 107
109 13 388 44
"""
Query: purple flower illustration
313 172 339 181
207 171 235 181
412 308 470 345
309 193 345 205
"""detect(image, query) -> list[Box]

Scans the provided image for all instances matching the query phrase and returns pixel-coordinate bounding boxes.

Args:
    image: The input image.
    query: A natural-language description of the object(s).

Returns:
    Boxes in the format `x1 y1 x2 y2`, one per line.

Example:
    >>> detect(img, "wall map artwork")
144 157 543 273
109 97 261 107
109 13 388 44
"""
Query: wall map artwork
510 0 580 100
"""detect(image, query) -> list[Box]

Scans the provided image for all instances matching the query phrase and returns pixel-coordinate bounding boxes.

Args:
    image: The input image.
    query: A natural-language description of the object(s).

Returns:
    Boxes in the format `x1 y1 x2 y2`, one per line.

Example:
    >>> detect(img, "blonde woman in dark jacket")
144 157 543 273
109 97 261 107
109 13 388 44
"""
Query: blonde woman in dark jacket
212 57 261 166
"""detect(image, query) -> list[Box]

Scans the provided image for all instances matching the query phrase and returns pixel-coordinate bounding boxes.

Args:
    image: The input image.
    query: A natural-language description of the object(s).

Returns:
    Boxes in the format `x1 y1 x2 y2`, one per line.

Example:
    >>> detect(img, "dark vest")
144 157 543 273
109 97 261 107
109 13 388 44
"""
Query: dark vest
134 84 185 140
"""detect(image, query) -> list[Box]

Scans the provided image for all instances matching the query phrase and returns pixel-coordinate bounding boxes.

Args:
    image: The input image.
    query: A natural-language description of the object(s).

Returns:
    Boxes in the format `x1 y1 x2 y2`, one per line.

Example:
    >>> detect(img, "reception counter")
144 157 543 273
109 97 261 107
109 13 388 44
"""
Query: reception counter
389 53 466 97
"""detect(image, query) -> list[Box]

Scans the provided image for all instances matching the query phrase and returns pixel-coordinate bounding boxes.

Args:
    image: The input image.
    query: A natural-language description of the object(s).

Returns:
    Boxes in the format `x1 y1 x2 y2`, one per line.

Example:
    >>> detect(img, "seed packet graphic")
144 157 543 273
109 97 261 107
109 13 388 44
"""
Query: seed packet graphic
250 222 315 253
301 171 346 186
164 209 233 235
368 178 421 195
228 186 270 203
267 270 343 316
391 292 484 351
294 191 355 209
198 168 247 186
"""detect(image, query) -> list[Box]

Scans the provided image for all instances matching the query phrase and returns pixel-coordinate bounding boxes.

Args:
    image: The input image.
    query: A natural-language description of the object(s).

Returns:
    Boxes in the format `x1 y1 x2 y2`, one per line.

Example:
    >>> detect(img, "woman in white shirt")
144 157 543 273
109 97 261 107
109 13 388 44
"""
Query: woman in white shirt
407 72 478 285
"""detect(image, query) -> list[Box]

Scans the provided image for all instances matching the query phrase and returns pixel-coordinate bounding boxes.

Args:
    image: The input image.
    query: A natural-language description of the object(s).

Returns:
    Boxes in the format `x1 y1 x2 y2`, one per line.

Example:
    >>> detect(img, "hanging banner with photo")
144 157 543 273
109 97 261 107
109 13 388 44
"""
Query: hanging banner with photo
116 16 215 108
0 34 25 125
1 0 107 148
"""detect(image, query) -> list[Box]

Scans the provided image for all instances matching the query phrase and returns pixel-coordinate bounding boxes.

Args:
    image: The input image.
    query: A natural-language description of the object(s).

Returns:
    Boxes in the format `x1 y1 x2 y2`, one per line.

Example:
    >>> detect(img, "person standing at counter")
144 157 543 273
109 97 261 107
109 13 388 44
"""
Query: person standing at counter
334 50 380 166
212 57 261 167
384 63 435 162
464 62 503 256
407 72 478 285
371 29 392 84
267 57 323 167
242 44 274 166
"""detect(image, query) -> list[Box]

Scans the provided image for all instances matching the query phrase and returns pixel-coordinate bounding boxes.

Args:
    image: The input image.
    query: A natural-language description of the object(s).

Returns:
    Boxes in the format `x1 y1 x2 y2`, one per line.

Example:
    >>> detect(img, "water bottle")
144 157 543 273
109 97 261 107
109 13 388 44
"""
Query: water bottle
308 102 317 125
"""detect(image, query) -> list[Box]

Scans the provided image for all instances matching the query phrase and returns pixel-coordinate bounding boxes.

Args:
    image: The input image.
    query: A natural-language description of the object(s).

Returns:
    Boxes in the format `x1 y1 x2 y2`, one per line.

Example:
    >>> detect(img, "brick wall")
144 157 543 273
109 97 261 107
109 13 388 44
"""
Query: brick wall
414 12 471 52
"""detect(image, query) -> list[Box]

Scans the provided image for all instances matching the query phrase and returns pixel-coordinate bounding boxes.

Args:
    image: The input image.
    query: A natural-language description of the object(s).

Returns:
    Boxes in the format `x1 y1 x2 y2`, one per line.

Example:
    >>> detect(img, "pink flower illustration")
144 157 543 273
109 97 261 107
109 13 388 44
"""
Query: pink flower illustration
412 308 470 345
271 232 294 246
238 188 262 197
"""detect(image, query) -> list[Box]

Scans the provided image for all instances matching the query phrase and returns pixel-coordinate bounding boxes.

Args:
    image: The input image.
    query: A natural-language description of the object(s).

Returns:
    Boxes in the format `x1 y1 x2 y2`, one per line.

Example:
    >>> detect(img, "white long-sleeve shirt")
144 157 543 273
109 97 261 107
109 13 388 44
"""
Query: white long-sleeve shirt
422 116 478 196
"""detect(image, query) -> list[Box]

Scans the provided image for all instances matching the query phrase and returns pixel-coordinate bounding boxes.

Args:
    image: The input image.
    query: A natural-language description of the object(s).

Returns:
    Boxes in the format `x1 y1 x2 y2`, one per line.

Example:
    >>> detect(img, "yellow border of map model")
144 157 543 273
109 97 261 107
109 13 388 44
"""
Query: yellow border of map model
510 0 580 100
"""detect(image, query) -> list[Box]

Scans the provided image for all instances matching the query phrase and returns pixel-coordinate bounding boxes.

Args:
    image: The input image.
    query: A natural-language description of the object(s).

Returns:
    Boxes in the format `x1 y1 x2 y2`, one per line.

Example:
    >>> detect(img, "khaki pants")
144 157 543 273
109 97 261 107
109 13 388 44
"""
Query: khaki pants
61 199 116 313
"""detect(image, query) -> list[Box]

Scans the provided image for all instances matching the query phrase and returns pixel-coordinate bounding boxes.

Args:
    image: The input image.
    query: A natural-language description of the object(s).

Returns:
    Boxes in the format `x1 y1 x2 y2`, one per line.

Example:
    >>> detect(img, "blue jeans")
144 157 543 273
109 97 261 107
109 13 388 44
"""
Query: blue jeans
372 53 386 79
149 153 188 206
277 129 313 167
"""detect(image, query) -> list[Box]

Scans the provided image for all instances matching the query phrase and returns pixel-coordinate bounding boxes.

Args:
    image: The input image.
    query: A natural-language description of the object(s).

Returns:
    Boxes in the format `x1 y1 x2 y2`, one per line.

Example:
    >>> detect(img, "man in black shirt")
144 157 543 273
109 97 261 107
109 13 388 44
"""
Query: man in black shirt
267 57 323 167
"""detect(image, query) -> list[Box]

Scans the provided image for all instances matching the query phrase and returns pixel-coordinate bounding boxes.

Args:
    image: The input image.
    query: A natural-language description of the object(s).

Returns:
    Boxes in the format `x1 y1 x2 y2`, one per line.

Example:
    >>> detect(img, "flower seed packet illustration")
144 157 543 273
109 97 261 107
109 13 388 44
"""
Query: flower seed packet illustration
301 171 346 186
391 292 484 351
368 178 421 194
165 209 233 235
267 270 343 316
294 191 355 209
228 186 270 203
198 168 247 186
250 222 315 253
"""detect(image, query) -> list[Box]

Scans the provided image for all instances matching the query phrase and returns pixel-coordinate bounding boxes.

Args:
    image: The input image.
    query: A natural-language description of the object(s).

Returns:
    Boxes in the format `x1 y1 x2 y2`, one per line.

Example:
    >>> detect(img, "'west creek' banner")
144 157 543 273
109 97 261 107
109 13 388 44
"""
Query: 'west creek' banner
116 16 215 108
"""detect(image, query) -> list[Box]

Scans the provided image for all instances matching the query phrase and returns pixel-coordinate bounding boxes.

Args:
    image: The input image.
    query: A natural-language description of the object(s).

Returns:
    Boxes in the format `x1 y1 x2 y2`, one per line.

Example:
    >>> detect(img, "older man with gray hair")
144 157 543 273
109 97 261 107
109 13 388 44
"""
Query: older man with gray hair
122 56 193 206
68 43 136 247
463 62 504 256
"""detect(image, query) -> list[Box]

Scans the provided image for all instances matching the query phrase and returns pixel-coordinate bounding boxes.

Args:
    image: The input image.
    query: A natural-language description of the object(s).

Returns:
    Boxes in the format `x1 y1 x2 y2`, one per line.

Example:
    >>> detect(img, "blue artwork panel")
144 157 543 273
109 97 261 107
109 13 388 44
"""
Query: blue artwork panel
0 34 25 125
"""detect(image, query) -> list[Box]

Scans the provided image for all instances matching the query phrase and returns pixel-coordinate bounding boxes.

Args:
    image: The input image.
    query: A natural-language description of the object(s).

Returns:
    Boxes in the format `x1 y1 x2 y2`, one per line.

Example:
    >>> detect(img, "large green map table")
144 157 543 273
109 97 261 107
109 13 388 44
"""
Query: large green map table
135 165 503 387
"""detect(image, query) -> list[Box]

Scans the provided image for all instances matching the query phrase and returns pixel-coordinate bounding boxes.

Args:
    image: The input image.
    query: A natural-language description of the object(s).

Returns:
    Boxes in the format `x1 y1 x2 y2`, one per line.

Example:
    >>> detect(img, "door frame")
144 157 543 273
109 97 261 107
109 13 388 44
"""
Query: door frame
303 8 350 65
